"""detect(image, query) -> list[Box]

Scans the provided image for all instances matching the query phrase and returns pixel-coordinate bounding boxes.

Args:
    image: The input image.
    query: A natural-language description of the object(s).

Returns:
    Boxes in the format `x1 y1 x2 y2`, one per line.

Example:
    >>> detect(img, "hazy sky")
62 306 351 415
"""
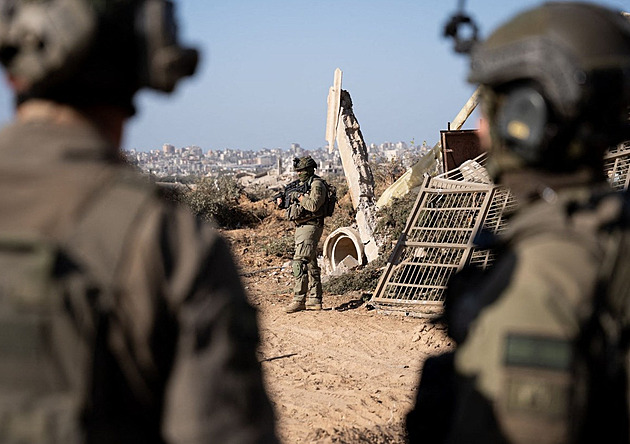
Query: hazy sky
0 0 627 152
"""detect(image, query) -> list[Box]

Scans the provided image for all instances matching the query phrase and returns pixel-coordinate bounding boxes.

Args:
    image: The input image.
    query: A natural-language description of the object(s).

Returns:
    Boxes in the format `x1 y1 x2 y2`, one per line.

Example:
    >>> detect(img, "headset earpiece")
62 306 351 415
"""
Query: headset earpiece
496 86 549 164
136 0 198 93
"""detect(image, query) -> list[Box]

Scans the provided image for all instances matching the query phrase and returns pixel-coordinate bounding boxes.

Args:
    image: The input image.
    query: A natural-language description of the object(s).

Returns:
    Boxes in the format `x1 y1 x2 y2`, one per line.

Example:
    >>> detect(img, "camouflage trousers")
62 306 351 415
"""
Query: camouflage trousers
292 224 324 302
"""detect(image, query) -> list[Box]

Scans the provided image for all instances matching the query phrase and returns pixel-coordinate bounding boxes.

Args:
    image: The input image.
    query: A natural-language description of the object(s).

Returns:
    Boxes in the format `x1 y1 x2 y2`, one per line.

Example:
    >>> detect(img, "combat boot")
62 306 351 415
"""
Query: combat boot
285 300 306 313
306 298 322 311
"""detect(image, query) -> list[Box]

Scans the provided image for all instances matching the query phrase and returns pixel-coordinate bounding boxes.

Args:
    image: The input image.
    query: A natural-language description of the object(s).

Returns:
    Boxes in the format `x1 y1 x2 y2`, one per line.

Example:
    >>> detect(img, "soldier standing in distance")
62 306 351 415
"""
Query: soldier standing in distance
281 156 327 313
0 0 278 443
406 3 630 444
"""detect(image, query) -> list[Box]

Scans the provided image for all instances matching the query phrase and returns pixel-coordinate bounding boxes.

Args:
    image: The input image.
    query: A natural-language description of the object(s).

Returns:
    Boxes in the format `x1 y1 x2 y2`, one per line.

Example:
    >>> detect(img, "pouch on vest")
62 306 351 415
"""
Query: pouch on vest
286 202 307 221
311 177 336 218
497 333 573 444
0 234 94 444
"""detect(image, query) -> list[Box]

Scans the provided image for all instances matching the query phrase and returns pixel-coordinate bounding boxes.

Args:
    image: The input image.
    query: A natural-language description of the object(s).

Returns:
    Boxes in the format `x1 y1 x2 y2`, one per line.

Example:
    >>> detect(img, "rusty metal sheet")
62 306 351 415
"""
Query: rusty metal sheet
441 129 482 173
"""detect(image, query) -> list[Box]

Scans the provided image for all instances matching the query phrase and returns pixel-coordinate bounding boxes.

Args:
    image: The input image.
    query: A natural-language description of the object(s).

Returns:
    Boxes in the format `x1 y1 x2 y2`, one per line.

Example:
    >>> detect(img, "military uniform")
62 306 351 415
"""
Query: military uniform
0 118 278 443
454 177 622 443
406 4 630 443
289 175 326 310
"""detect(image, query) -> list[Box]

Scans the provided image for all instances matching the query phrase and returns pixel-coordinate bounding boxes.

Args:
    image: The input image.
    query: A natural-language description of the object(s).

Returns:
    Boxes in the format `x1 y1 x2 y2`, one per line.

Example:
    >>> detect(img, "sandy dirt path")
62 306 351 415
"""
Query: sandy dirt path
244 275 452 443
223 213 452 443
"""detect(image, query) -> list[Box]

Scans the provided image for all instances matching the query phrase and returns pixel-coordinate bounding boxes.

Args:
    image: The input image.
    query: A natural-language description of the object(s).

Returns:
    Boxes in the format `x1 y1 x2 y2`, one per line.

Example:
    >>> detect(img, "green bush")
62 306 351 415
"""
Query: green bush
374 191 419 245
245 183 275 203
183 176 261 229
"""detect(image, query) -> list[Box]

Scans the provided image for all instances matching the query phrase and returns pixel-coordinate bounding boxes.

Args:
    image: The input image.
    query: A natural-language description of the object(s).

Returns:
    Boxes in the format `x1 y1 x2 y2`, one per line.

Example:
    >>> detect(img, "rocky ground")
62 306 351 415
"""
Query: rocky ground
222 206 452 443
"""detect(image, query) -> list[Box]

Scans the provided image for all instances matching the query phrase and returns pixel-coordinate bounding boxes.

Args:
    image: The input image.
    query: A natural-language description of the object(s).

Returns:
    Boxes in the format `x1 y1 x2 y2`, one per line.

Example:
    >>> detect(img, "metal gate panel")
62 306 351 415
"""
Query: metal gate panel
371 156 513 314
468 186 517 269
604 142 630 191
371 142 629 316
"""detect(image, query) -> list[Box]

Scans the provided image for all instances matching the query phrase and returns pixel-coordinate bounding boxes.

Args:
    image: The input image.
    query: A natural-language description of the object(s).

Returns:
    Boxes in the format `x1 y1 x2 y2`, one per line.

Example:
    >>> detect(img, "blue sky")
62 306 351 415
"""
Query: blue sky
0 0 628 151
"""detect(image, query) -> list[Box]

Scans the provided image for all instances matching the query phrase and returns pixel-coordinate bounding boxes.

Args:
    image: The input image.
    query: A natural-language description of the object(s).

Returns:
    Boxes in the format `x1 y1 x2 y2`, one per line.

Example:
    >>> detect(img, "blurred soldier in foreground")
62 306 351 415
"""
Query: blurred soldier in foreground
407 3 630 443
0 0 278 442
277 156 327 313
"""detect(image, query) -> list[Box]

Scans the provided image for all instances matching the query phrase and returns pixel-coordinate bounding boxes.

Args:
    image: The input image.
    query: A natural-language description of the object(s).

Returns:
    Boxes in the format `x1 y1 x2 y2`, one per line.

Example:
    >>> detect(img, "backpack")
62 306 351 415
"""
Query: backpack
573 190 630 443
319 178 337 218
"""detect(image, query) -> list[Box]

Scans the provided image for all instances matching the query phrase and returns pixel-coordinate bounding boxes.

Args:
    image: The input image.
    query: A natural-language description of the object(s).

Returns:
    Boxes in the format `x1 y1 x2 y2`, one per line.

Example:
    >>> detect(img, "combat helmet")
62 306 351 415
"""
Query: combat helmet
469 2 630 171
293 156 318 171
0 0 198 114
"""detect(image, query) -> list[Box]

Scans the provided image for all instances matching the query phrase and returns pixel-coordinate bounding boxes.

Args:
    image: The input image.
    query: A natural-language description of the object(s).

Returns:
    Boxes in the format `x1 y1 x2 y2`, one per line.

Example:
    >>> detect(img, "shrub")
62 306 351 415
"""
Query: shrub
183 176 261 229
374 190 419 246
326 194 355 233
245 183 275 203
370 159 406 197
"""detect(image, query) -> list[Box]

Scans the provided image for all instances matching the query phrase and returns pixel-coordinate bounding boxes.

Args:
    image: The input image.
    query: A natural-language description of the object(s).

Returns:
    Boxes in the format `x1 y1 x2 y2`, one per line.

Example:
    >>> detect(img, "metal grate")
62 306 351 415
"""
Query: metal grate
372 143 630 316
371 155 516 315
604 141 630 191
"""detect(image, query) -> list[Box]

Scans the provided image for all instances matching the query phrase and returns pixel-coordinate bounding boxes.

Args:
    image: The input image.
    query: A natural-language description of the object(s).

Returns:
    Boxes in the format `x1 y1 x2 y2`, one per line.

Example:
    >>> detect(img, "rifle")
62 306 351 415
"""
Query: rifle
272 179 308 209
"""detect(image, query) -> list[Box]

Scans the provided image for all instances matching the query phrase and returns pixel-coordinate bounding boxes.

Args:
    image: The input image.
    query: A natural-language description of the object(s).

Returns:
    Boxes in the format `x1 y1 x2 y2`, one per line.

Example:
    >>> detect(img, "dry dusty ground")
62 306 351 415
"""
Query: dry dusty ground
222 211 452 443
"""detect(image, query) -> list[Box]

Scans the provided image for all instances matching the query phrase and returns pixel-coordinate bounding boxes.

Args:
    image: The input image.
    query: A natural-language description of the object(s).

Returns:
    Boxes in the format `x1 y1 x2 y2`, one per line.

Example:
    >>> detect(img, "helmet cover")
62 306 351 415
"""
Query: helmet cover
293 156 317 171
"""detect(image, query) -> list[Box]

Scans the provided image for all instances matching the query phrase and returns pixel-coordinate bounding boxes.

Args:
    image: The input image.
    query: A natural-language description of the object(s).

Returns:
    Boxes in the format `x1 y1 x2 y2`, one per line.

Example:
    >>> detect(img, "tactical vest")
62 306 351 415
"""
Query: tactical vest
444 188 630 443
287 175 328 224
0 171 154 443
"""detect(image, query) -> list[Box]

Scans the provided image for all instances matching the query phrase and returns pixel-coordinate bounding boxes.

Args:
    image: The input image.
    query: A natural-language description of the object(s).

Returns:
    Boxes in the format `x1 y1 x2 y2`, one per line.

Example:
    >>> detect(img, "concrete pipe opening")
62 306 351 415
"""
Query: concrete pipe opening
323 227 364 273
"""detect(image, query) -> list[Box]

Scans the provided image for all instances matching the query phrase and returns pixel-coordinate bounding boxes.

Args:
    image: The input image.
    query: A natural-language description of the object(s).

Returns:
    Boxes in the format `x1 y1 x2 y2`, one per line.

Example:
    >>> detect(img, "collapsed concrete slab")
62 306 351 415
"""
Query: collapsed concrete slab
336 255 361 273
336 90 381 262
322 72 481 272
323 69 382 271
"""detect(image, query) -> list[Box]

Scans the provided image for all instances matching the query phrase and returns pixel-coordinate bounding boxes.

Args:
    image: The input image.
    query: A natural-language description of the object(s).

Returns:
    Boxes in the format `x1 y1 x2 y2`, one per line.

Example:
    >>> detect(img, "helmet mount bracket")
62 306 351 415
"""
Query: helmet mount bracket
443 0 479 55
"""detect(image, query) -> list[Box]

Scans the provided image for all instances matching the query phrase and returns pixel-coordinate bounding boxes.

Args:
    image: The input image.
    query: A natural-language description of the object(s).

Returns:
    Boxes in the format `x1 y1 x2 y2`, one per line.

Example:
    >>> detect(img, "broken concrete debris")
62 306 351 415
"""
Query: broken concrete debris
323 69 382 270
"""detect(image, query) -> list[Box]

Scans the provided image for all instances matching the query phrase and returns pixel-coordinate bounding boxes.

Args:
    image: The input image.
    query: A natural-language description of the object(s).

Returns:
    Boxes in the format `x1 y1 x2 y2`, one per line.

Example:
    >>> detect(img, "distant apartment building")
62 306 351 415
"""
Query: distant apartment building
384 149 399 162
290 143 304 157
256 155 275 166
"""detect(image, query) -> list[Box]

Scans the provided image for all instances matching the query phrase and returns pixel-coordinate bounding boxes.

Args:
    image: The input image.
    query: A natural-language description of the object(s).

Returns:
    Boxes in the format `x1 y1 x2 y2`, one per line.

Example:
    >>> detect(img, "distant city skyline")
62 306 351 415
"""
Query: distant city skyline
0 0 627 152
135 138 426 153
126 137 426 179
